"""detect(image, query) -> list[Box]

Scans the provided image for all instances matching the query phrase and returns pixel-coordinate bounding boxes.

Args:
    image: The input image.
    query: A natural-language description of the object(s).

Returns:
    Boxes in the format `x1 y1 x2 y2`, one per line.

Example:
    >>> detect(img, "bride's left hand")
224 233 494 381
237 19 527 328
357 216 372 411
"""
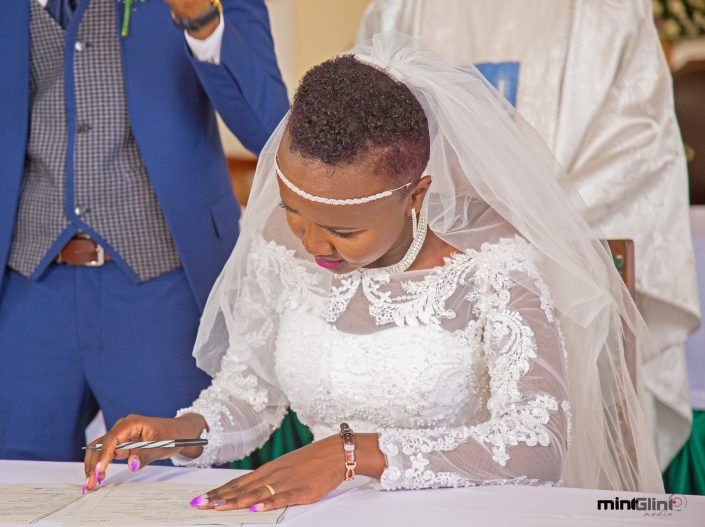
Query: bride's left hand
191 433 386 512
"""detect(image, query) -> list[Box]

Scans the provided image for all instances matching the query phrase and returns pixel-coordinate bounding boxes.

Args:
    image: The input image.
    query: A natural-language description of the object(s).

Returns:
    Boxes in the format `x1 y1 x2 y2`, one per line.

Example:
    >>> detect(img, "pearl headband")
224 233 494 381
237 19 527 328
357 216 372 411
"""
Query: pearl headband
275 157 413 206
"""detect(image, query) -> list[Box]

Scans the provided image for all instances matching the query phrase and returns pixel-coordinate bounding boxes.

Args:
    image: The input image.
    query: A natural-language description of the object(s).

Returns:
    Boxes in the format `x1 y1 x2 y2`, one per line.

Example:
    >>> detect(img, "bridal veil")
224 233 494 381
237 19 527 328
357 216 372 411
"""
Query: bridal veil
191 32 663 492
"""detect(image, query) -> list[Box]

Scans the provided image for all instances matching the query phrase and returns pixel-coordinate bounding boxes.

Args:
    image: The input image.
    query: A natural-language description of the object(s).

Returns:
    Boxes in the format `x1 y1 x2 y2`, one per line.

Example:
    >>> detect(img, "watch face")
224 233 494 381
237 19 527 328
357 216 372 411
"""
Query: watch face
344 444 355 452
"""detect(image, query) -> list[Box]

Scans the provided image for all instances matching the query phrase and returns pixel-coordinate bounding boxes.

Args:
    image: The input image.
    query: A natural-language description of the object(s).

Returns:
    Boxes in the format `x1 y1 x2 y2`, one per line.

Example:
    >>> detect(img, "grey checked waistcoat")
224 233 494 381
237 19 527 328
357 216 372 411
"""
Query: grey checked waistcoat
9 0 181 281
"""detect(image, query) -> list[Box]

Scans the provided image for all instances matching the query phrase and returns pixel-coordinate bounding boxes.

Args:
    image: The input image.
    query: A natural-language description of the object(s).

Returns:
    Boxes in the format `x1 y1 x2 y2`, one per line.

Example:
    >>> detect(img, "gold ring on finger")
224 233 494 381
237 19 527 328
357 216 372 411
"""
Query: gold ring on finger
263 483 276 497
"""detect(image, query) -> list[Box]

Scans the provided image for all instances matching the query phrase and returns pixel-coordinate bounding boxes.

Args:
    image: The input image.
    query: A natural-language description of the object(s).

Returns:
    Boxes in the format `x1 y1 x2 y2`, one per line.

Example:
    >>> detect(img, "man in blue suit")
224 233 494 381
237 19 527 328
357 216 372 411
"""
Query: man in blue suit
0 0 289 461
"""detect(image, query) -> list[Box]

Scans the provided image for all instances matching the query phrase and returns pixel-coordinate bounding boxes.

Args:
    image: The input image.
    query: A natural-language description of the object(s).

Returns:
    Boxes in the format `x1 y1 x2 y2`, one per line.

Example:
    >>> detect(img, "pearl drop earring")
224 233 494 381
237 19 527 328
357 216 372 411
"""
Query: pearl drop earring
412 208 418 238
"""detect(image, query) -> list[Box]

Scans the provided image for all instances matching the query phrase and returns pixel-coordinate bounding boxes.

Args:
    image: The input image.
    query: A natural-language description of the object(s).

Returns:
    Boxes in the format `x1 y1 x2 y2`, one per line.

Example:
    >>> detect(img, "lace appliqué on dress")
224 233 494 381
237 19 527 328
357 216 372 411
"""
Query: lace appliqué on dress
327 251 479 327
377 236 568 489
465 237 562 466
378 427 559 490
249 236 327 315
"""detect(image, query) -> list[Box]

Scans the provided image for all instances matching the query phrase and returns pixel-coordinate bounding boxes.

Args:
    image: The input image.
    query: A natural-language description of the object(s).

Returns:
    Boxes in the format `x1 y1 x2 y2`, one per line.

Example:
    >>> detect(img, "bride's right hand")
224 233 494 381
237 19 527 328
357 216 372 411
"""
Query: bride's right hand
83 412 207 493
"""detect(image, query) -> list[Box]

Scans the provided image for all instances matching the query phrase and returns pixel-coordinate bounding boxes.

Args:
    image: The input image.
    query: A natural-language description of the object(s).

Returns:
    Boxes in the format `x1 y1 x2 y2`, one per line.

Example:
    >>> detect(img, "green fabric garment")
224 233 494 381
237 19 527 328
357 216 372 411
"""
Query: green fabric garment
228 408 313 470
663 410 705 495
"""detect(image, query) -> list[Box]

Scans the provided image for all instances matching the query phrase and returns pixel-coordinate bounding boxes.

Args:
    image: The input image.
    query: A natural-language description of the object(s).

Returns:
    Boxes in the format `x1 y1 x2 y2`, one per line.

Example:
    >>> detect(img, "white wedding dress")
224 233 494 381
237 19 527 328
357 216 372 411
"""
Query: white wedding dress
174 230 570 490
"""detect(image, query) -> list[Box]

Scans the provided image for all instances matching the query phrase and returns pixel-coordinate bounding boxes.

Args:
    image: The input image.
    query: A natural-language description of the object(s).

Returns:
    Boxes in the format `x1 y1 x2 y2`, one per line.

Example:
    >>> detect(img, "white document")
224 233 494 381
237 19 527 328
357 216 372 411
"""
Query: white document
0 484 84 525
0 484 286 526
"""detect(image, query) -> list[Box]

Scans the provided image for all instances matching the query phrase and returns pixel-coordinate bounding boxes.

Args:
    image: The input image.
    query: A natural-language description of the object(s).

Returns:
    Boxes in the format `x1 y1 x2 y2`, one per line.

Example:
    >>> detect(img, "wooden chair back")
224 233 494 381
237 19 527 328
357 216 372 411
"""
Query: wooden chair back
606 239 637 389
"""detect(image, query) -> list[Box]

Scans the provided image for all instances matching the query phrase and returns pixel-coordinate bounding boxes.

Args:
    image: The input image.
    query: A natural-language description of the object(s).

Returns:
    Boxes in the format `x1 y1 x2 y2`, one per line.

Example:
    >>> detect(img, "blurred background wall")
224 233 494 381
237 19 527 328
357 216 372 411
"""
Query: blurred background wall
219 0 371 160
220 0 705 209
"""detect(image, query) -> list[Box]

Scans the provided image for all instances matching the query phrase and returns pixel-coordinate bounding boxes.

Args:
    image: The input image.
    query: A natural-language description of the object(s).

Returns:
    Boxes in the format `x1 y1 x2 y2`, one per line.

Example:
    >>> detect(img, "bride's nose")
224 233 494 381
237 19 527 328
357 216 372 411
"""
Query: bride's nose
301 224 334 256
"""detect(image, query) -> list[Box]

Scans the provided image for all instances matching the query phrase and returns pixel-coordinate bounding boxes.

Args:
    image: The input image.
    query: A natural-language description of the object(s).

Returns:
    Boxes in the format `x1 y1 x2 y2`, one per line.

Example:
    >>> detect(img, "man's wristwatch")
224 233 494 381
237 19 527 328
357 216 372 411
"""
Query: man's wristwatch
171 0 222 32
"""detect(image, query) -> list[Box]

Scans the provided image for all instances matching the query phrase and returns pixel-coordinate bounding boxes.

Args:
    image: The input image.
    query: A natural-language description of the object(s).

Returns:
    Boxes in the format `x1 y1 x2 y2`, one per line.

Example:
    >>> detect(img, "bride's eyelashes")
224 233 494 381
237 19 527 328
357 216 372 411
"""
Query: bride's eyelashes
327 230 356 239
278 200 293 213
278 200 363 239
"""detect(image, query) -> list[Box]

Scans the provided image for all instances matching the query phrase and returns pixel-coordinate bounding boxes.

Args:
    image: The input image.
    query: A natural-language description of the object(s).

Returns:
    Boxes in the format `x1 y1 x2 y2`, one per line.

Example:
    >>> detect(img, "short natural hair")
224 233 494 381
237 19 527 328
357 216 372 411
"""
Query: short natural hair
287 55 430 188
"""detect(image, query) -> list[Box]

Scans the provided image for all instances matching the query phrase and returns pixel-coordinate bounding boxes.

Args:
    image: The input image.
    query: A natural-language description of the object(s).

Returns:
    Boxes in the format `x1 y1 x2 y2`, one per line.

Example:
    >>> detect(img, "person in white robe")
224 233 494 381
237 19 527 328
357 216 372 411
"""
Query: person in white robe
358 0 702 470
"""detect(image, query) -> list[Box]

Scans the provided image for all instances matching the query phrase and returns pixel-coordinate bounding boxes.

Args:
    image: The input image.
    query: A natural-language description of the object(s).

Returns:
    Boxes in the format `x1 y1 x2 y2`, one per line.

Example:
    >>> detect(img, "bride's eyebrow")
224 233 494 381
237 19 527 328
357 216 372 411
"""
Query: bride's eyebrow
278 199 364 231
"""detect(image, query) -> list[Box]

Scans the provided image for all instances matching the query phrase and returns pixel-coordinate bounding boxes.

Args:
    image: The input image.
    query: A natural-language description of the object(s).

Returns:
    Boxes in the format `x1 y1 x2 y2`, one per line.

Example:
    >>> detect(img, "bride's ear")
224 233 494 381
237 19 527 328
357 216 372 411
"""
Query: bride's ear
407 175 432 215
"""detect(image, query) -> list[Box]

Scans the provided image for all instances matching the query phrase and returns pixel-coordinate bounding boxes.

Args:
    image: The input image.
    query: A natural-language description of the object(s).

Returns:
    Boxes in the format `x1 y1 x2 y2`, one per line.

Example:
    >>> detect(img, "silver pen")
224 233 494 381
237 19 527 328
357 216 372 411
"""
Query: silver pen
82 439 207 451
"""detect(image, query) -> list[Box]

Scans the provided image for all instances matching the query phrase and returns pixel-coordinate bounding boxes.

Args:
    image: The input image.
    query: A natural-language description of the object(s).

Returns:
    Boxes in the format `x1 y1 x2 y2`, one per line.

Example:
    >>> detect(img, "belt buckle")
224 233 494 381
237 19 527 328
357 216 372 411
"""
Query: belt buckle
85 244 106 267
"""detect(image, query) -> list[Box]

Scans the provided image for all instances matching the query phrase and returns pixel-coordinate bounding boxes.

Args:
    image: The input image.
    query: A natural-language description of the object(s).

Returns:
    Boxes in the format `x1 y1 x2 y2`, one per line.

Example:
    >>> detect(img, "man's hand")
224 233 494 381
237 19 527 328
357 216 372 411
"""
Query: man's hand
164 0 220 40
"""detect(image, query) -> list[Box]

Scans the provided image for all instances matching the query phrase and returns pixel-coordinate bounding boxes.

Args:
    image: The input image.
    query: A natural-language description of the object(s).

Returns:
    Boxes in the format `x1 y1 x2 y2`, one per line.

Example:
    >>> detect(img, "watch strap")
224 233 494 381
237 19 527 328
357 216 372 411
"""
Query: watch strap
171 0 222 32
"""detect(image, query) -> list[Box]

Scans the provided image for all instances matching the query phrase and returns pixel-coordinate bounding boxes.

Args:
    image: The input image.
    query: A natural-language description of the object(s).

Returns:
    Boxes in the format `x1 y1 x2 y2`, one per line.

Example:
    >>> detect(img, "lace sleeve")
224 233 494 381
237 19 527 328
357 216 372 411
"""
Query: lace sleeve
377 257 571 489
171 350 289 468
171 236 297 468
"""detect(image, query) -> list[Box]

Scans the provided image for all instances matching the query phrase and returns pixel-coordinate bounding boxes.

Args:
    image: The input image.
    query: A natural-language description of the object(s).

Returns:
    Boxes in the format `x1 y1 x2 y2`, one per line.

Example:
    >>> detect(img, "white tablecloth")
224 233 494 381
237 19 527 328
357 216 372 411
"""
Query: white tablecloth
0 461 702 527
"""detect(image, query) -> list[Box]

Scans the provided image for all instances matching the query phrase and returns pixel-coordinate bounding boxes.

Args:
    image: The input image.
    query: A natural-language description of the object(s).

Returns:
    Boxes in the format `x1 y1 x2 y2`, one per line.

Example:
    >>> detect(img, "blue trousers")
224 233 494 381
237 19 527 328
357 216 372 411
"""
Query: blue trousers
0 263 211 461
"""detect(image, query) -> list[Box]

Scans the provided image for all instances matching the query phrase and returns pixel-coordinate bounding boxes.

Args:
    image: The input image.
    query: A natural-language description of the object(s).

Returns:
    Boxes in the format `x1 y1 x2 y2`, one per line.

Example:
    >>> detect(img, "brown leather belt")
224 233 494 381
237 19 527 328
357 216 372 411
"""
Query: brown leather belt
56 236 111 267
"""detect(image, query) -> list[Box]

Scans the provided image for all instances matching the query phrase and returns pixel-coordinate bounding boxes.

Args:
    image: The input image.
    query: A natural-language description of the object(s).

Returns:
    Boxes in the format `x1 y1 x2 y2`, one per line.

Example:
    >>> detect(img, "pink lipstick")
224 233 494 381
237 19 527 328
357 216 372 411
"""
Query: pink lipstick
315 256 344 269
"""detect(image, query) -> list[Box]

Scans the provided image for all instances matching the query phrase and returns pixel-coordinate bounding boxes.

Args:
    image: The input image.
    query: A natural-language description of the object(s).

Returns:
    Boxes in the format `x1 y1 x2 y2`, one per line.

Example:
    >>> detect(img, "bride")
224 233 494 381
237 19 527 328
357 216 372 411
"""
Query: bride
83 33 664 510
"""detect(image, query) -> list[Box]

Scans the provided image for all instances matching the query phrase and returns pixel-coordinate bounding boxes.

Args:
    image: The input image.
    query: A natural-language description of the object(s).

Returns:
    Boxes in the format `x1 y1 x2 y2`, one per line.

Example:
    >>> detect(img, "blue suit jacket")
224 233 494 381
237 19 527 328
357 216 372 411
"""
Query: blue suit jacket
0 0 289 310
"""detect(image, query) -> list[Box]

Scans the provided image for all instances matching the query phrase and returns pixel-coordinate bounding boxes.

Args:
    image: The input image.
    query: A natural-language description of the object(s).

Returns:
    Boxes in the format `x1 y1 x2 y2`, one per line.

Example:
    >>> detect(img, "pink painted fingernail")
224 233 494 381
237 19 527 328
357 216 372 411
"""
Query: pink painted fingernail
129 457 140 472
189 495 208 507
249 503 264 512
94 461 103 484
82 478 88 495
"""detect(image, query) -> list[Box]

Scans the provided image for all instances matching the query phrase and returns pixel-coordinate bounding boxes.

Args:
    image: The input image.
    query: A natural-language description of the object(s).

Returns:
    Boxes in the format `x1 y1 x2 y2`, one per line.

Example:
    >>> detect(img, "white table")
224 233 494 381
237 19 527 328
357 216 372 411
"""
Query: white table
0 461 703 527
